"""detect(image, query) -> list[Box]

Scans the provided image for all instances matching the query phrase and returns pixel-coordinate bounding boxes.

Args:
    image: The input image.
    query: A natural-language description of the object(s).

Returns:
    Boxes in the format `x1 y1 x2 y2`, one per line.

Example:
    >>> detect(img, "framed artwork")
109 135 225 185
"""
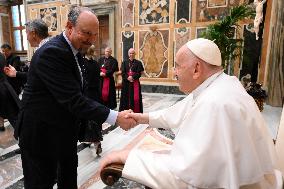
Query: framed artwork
196 27 207 38
207 0 227 8
121 0 134 27
139 0 169 25
40 7 57 32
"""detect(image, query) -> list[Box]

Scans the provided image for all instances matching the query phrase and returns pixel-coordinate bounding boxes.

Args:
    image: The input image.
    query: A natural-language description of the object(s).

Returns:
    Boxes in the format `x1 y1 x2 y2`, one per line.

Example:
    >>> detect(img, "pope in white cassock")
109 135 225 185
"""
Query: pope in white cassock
100 38 283 189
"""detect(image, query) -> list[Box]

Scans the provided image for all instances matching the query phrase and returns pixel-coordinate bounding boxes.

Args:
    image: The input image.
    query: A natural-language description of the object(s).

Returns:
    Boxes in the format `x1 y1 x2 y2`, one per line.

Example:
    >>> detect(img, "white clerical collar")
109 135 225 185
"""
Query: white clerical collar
192 70 224 100
63 31 78 57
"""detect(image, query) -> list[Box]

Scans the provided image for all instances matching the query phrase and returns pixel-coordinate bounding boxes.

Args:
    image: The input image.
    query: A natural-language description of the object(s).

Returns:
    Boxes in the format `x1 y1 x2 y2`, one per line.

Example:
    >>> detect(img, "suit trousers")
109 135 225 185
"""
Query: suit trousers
21 147 78 189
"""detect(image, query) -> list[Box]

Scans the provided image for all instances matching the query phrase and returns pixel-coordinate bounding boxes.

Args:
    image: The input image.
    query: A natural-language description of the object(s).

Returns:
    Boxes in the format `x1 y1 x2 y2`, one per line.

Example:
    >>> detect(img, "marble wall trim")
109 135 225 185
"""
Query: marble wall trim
175 0 191 23
121 0 134 27
140 30 168 78
141 84 183 95
121 31 135 61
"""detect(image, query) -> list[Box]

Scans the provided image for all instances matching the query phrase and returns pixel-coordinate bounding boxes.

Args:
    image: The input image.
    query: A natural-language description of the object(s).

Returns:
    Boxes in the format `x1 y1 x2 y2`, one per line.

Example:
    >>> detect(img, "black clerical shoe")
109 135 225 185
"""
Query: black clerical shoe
0 126 5 132
83 143 91 148
96 143 102 156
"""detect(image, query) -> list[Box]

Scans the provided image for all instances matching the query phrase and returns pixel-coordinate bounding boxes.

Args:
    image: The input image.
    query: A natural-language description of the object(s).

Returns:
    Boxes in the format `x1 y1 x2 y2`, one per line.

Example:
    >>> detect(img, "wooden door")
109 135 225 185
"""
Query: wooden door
94 15 109 58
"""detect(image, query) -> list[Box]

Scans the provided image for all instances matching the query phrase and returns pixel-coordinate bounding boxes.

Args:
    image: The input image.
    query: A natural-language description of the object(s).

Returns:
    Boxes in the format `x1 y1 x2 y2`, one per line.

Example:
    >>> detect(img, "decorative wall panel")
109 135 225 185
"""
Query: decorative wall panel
196 27 207 38
175 0 191 23
175 27 190 52
60 5 69 31
174 27 190 68
139 0 169 25
121 0 134 27
29 8 38 20
40 7 57 32
172 27 190 79
139 30 169 78
196 0 240 22
122 31 135 61
208 0 227 8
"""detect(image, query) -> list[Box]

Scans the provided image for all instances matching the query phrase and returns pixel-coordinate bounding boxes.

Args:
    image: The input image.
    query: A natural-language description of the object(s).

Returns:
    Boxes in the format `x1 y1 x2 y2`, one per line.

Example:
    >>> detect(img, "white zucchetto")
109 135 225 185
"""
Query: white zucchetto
186 38 222 66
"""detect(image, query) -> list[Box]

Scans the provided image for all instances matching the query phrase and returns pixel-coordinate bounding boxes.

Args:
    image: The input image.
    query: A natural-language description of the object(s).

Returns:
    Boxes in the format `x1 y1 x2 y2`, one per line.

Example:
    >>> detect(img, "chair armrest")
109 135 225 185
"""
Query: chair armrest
100 163 124 186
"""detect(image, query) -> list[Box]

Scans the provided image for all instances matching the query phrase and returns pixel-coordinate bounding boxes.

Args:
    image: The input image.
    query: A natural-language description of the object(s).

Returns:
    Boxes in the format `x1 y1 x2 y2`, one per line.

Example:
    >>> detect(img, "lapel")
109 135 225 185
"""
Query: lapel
58 33 82 86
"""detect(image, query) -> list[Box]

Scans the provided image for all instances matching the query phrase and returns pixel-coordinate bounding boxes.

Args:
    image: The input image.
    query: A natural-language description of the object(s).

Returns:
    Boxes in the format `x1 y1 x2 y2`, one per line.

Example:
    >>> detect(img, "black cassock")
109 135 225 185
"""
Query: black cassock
0 54 20 129
6 53 24 95
98 56 119 110
119 59 144 113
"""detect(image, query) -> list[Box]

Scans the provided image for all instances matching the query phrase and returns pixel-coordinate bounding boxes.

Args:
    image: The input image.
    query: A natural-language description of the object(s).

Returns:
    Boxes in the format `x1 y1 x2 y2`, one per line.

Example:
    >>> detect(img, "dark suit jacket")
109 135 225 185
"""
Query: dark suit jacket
16 71 28 84
85 58 101 101
18 33 110 156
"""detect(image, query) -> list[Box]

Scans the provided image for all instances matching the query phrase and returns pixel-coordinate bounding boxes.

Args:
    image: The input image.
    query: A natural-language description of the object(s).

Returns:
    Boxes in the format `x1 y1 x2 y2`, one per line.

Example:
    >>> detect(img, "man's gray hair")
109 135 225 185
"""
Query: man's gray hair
25 19 49 39
68 6 94 26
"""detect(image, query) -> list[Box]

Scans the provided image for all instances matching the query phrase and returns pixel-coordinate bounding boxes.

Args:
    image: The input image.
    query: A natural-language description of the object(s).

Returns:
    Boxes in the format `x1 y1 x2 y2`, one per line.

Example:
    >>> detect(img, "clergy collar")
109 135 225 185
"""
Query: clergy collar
191 70 224 100
63 31 78 57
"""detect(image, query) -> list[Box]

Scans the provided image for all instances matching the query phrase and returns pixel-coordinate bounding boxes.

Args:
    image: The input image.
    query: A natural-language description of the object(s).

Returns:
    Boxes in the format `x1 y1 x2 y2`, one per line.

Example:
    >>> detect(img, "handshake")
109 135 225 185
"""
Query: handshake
115 110 148 131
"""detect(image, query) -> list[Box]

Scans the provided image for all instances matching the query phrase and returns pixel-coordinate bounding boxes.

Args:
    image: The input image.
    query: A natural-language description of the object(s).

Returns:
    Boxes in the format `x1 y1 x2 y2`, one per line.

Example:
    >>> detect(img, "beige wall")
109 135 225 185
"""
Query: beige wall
23 0 275 88
0 5 11 47
116 0 255 85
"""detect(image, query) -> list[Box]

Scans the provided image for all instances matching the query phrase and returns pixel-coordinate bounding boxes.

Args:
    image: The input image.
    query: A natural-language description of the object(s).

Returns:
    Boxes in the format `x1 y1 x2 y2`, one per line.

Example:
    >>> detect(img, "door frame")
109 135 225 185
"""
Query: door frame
91 4 116 57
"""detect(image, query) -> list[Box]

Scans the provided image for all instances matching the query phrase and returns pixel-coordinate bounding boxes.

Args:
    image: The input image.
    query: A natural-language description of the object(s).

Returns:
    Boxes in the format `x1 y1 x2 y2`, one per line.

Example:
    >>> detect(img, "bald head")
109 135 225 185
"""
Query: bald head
66 6 99 54
67 6 98 26
105 47 112 58
128 48 136 60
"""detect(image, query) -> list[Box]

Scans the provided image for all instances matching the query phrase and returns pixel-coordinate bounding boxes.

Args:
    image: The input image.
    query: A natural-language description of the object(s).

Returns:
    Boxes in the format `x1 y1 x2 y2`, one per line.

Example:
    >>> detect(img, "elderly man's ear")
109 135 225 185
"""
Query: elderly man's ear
193 61 202 80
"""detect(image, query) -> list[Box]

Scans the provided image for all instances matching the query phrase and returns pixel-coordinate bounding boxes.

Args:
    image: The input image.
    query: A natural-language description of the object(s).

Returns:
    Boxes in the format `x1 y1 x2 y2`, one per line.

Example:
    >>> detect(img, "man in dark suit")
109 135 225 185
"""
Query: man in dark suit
18 6 136 189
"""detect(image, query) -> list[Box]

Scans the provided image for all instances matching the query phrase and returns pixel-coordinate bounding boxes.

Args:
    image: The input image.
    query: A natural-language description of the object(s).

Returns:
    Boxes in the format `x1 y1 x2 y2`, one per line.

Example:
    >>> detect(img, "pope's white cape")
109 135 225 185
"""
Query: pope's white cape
122 72 281 189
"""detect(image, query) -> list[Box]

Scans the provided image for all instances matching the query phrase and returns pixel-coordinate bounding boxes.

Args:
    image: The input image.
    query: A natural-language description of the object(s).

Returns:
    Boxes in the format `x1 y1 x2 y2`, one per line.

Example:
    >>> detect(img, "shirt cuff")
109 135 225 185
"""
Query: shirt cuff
105 109 118 125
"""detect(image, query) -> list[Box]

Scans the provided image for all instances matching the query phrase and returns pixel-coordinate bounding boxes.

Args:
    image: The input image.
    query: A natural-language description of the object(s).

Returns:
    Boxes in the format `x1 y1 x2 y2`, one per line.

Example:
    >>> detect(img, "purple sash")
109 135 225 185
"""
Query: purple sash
128 71 140 113
101 67 110 102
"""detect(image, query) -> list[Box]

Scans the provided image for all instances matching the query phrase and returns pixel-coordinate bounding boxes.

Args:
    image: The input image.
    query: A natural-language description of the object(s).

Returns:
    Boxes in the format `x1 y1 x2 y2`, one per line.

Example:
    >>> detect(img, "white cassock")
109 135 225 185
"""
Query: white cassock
122 71 283 189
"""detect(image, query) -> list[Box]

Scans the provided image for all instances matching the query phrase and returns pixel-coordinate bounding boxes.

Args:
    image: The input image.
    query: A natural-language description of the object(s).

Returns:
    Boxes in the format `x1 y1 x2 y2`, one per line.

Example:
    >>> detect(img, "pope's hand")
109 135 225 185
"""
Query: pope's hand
125 112 149 124
99 149 130 173
125 112 142 123
116 110 137 130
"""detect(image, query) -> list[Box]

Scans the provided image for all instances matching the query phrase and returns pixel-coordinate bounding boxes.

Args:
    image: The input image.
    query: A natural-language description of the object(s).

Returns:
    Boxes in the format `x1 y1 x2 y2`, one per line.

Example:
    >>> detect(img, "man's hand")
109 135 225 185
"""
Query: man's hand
127 76 133 82
116 110 137 130
99 149 130 173
100 72 106 77
126 112 149 124
4 65 17 77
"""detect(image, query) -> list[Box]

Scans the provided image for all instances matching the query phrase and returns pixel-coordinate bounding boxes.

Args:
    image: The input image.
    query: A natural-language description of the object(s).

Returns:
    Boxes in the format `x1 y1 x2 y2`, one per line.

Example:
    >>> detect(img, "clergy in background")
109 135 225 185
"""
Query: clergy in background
119 48 144 113
100 38 282 189
98 47 119 109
